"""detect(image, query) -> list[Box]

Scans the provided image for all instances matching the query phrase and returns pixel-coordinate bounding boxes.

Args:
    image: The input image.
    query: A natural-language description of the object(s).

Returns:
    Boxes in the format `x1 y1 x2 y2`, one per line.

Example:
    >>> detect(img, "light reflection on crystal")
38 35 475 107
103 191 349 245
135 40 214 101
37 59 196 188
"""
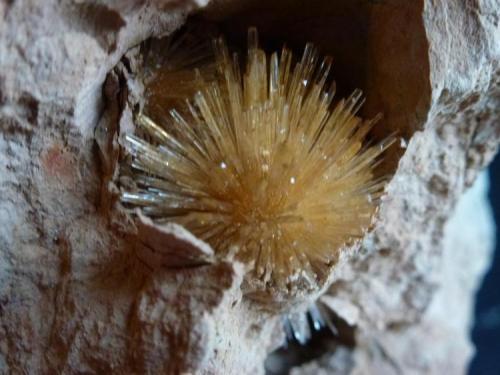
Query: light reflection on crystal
120 27 394 287
282 302 338 345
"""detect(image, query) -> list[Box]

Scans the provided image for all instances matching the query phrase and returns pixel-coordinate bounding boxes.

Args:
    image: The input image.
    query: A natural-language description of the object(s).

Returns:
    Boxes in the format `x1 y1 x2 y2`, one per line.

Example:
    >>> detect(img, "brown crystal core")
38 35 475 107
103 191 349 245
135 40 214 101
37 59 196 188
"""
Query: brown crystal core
121 28 392 291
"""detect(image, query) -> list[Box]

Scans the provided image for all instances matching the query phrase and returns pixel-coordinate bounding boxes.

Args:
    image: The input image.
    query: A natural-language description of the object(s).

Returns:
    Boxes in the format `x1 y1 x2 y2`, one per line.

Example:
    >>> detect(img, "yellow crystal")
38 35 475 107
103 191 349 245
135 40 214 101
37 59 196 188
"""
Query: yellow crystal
121 28 393 290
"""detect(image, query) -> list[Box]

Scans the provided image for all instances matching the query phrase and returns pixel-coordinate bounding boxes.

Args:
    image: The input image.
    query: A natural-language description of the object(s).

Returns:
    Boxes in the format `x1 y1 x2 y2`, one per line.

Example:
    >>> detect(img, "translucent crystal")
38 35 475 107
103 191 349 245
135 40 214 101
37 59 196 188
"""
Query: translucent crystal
120 28 394 288
285 311 311 345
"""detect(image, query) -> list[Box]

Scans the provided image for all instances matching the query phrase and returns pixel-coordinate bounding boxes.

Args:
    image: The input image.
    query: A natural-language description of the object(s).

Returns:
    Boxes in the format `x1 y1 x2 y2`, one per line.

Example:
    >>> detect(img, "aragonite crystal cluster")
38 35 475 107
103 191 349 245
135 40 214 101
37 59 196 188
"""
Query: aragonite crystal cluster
120 28 393 294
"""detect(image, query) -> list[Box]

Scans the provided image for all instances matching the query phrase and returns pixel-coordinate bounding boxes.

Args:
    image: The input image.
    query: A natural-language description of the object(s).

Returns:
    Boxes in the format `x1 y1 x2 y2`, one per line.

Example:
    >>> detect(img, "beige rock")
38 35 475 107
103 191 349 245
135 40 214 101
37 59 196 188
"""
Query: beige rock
0 0 498 374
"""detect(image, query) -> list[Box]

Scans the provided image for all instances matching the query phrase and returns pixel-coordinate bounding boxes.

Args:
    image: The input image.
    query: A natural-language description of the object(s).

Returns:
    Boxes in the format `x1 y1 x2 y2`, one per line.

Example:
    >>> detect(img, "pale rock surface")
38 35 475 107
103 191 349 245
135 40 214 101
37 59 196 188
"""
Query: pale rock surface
293 172 495 374
0 0 498 374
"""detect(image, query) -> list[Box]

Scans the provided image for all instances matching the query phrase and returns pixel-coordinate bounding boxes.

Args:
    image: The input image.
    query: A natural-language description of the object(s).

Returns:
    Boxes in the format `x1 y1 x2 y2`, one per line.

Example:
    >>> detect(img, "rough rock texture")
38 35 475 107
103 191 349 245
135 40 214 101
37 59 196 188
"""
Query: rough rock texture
0 0 498 374
293 173 495 375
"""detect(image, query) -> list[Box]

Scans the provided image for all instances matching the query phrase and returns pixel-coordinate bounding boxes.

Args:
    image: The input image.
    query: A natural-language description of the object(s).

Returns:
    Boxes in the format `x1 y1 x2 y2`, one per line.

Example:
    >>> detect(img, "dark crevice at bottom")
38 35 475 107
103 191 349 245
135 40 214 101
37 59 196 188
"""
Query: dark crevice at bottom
265 311 356 375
